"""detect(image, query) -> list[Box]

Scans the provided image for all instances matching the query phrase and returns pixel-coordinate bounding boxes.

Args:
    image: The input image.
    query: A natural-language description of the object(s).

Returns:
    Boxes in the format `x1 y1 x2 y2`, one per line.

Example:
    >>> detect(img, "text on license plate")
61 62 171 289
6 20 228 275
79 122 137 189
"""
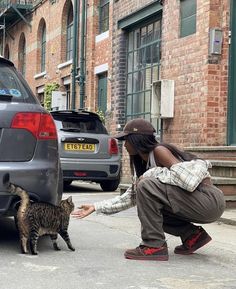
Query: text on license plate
64 143 95 151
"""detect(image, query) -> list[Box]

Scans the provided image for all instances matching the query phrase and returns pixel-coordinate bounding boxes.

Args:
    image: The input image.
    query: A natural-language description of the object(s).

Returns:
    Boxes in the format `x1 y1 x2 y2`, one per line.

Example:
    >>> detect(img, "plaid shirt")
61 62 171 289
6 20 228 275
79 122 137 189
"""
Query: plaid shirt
94 159 211 215
143 159 211 192
94 185 134 214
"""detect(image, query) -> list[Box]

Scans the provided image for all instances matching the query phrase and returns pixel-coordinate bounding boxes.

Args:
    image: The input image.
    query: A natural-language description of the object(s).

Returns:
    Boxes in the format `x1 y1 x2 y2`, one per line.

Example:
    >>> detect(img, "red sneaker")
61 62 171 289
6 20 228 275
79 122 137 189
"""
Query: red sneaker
174 227 212 255
124 244 169 261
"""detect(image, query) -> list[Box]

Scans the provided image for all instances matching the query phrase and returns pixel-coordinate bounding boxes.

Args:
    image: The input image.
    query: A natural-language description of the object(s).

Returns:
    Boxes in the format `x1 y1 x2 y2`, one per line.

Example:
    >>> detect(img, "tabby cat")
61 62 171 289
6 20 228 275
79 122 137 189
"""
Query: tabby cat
3 173 75 255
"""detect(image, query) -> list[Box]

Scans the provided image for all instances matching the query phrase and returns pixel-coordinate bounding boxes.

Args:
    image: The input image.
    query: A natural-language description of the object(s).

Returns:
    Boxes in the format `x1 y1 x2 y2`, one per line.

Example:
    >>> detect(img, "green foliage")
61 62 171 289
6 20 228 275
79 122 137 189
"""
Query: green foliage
96 109 105 124
44 82 60 111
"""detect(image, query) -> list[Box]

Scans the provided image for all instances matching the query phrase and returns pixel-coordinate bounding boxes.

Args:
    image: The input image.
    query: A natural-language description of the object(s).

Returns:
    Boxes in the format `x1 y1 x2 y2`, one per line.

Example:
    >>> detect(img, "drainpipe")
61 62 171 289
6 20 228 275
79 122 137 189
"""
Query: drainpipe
71 0 79 109
79 0 86 108
2 17 5 56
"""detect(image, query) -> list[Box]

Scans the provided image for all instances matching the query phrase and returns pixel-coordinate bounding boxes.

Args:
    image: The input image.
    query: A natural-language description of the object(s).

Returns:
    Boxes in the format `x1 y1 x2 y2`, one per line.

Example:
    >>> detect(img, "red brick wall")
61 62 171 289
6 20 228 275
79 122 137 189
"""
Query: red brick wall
85 0 112 115
162 0 230 147
5 0 75 99
111 0 230 182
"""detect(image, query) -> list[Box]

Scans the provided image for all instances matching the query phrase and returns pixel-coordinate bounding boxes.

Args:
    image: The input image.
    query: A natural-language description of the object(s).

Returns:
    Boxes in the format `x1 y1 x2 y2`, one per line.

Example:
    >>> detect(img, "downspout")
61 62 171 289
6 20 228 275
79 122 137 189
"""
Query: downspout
79 0 86 108
3 17 5 56
71 0 79 109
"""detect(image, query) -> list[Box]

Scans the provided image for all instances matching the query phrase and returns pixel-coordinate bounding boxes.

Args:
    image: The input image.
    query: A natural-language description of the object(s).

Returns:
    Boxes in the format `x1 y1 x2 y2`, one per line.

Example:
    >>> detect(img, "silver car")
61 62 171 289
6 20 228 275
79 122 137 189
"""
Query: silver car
51 110 121 191
0 57 62 217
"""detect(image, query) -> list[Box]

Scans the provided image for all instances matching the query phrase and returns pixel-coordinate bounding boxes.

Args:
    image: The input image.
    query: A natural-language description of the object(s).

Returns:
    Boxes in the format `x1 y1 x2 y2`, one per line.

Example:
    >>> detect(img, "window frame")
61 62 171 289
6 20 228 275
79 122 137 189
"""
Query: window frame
19 35 26 77
66 4 73 61
179 0 197 38
41 24 46 72
126 18 162 131
99 0 109 34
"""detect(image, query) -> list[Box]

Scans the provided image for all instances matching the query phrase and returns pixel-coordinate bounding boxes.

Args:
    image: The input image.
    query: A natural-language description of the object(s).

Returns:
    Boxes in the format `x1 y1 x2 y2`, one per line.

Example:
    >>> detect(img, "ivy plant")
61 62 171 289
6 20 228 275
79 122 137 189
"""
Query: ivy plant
43 82 59 111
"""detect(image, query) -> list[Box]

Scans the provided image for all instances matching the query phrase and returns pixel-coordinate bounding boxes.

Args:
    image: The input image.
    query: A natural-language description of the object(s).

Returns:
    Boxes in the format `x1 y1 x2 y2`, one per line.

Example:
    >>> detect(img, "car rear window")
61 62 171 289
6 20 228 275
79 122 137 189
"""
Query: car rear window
0 62 37 103
53 115 108 134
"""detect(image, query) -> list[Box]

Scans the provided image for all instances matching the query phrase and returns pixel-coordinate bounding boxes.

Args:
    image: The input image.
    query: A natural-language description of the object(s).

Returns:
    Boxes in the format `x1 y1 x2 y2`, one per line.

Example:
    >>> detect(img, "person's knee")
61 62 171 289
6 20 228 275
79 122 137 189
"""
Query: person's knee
136 177 153 193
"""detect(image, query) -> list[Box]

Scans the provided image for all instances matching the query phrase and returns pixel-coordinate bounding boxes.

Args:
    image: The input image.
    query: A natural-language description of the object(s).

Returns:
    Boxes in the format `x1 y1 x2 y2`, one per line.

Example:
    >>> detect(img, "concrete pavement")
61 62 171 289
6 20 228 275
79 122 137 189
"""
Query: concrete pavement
64 181 236 289
1 181 235 289
219 208 236 226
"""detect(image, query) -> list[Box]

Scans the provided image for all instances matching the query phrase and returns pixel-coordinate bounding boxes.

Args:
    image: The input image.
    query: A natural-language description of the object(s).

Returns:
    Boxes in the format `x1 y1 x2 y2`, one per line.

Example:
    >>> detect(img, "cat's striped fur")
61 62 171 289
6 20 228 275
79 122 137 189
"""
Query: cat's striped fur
3 173 75 255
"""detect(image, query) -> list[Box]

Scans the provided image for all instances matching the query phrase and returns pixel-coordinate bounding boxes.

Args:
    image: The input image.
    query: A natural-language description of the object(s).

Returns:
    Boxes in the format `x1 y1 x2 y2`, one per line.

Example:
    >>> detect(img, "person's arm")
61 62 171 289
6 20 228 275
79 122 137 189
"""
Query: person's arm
71 186 135 218
94 186 134 214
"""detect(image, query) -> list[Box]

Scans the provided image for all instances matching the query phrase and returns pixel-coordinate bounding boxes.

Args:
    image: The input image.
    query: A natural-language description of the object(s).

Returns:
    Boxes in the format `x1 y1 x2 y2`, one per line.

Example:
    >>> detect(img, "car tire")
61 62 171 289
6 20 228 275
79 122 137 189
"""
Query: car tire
100 179 120 192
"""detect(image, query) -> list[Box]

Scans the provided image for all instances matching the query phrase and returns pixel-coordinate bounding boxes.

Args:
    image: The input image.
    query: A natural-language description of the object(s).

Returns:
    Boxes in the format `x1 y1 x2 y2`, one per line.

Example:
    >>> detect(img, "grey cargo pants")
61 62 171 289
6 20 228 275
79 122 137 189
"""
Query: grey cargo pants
136 177 226 247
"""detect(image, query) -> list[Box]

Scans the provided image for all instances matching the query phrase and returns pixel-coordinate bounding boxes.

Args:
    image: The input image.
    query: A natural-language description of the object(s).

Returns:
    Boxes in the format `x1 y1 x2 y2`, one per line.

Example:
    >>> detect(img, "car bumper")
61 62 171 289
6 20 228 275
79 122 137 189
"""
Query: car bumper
0 160 60 216
60 157 121 181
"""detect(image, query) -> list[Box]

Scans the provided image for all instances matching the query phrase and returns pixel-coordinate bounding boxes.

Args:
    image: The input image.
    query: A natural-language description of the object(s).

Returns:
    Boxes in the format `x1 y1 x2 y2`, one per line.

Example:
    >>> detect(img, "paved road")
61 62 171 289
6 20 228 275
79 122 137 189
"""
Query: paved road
1 181 236 289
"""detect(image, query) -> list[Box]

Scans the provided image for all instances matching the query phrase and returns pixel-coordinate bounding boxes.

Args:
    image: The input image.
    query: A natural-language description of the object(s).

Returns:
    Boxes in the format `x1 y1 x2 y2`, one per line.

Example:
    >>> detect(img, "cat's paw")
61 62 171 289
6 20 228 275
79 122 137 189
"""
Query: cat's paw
53 244 61 251
69 246 75 251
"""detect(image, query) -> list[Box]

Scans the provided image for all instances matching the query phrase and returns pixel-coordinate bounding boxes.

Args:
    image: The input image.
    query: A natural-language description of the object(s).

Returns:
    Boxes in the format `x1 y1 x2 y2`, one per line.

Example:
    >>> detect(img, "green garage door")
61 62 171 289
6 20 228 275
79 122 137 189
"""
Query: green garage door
98 73 107 113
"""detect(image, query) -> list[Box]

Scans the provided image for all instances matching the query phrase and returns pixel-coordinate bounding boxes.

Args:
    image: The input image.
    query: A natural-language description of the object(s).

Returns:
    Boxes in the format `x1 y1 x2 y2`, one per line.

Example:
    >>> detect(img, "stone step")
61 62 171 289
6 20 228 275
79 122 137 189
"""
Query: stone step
212 176 236 185
209 161 236 178
185 146 236 161
210 160 236 167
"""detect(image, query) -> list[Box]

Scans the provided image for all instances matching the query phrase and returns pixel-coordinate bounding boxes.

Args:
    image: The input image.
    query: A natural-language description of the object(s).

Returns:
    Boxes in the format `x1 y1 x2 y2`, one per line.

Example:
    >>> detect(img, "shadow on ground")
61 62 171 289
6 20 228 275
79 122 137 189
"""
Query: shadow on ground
63 181 115 194
0 217 19 252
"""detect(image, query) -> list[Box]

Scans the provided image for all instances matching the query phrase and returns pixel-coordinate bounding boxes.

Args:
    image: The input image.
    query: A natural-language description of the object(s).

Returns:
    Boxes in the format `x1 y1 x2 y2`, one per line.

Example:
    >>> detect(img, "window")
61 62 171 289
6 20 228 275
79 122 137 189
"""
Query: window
37 92 44 106
65 84 71 109
99 0 109 34
66 3 73 61
126 19 162 128
41 24 46 72
180 0 196 37
19 34 26 77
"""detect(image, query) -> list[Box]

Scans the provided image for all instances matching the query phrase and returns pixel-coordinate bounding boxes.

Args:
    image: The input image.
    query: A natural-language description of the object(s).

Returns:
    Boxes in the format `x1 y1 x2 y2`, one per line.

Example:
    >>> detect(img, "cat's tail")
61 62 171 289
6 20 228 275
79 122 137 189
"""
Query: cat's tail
2 173 30 201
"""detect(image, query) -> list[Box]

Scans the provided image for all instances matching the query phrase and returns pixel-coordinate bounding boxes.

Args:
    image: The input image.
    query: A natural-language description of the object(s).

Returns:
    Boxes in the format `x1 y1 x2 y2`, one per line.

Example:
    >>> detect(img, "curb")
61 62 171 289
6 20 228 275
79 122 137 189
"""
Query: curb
218 217 236 226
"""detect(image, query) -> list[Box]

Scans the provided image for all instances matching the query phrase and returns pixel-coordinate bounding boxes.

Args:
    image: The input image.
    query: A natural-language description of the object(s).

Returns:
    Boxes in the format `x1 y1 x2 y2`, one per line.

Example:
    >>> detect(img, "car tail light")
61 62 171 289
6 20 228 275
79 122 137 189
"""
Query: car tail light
11 112 57 140
74 171 87 177
109 138 119 155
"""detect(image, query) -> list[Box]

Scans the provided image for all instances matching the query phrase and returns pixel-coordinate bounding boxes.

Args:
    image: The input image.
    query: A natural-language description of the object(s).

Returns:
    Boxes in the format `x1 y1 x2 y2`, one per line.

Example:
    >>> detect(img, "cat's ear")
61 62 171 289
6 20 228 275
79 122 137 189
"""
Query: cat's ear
67 196 73 202
3 173 10 187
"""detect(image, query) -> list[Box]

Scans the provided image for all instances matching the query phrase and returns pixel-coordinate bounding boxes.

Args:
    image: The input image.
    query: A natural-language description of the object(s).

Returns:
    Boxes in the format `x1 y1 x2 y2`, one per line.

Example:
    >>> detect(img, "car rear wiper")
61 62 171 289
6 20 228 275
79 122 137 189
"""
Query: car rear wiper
0 93 13 102
60 128 81 132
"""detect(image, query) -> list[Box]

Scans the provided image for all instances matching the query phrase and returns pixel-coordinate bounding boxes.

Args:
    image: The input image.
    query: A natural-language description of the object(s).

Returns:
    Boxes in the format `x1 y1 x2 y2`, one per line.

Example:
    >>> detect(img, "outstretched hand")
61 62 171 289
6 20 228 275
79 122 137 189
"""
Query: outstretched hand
71 204 95 219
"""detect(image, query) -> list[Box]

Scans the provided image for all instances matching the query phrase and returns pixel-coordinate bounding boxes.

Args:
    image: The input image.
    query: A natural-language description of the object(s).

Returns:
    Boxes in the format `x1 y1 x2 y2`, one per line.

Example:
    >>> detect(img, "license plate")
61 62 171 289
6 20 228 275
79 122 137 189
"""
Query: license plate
64 143 95 152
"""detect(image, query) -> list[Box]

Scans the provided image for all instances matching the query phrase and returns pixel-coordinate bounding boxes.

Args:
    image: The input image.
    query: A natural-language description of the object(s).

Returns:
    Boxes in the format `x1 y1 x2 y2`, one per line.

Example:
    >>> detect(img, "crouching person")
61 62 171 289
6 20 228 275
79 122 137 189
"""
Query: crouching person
72 118 225 261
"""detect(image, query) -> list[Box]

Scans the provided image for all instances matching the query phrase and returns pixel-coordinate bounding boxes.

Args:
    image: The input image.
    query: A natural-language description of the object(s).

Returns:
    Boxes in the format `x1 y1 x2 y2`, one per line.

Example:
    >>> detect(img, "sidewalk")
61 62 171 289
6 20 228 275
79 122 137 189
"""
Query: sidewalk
220 208 236 226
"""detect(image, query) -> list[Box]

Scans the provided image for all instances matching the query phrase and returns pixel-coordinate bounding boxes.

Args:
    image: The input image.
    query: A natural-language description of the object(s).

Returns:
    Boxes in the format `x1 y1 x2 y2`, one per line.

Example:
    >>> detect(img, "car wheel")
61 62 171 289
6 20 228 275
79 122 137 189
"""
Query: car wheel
100 179 120 192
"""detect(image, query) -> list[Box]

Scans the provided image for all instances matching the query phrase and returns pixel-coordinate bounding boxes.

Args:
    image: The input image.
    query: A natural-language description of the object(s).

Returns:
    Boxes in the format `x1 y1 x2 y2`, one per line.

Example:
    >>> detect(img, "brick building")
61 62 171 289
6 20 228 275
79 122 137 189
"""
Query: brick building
1 0 236 200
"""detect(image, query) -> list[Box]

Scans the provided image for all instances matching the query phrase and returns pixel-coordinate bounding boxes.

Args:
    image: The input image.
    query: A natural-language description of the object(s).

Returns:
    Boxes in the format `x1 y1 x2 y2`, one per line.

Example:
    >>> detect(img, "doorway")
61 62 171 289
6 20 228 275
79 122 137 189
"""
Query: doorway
97 73 107 113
